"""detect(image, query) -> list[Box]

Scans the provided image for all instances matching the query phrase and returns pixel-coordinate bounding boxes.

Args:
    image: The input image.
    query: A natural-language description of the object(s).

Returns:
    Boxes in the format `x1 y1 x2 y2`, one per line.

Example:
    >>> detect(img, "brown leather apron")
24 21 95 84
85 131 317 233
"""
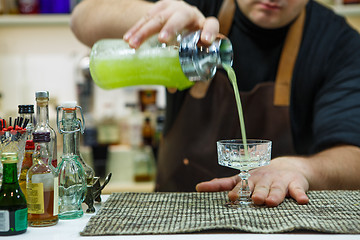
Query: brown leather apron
156 0 306 192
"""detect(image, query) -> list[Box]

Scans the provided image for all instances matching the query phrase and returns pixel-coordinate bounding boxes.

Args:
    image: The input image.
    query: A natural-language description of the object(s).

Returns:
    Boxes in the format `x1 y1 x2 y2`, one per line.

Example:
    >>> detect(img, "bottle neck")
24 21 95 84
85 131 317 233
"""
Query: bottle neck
2 162 19 184
21 113 35 139
75 131 81 156
62 109 80 156
33 142 50 165
36 97 50 128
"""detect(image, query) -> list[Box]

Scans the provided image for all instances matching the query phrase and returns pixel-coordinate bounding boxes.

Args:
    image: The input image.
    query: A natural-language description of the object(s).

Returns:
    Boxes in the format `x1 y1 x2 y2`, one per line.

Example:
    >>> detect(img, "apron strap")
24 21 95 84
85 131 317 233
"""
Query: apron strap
218 0 236 36
197 0 305 105
217 0 306 106
189 0 236 99
273 9 306 106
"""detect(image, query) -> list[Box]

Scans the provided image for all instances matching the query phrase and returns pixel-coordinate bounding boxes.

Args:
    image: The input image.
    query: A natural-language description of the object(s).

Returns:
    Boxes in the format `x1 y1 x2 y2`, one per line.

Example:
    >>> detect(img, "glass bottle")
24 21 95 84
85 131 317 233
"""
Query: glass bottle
58 101 95 184
18 0 40 14
56 101 87 219
19 140 35 199
0 152 27 236
89 31 233 90
0 1 3 14
27 132 58 227
142 116 155 146
34 91 58 169
18 104 35 140
18 104 35 198
3 0 19 14
133 146 156 182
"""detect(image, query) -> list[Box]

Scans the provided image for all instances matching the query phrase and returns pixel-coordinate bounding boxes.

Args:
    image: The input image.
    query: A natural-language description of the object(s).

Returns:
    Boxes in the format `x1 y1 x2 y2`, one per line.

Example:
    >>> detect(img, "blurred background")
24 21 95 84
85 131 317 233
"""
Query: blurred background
0 0 360 193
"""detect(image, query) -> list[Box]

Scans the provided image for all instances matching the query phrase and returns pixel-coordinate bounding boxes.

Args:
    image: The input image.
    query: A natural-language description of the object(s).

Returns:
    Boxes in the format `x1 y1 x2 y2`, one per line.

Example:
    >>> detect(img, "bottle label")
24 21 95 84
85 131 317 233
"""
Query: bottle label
27 183 44 214
0 210 10 232
14 208 27 231
53 177 59 216
32 173 53 187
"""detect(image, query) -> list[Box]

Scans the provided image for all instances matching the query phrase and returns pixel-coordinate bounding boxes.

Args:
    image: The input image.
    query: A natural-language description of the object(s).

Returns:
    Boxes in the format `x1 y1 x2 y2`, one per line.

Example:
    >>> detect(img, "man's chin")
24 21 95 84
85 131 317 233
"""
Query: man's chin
251 16 284 29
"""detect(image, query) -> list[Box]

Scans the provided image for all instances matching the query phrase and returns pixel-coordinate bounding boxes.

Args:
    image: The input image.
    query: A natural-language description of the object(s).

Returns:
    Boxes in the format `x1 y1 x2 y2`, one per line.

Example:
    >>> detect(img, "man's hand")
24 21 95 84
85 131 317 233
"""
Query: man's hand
197 145 360 207
123 0 219 48
196 157 310 207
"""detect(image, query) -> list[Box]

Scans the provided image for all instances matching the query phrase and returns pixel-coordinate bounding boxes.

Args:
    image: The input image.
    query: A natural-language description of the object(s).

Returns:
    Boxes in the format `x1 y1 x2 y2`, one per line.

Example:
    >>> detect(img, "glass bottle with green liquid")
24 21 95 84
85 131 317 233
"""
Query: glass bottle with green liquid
89 31 233 90
91 31 249 156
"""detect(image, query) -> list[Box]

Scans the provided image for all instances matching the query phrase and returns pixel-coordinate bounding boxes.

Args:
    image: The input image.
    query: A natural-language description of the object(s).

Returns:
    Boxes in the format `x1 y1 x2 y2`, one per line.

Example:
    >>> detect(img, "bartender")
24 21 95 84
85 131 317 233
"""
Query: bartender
71 0 360 206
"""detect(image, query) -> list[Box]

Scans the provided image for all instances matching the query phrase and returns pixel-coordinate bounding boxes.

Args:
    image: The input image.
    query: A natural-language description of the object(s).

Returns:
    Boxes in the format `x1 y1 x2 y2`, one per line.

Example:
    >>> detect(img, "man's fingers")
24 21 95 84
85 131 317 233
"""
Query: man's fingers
251 183 270 205
196 176 238 192
264 182 288 207
127 14 167 48
288 181 309 205
123 16 146 41
159 10 205 42
200 17 220 44
125 1 208 48
251 176 287 207
252 177 308 207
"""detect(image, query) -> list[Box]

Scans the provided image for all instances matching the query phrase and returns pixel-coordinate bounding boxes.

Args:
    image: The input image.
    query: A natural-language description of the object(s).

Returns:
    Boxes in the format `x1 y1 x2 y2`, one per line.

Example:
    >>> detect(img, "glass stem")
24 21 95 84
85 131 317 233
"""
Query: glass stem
238 170 251 202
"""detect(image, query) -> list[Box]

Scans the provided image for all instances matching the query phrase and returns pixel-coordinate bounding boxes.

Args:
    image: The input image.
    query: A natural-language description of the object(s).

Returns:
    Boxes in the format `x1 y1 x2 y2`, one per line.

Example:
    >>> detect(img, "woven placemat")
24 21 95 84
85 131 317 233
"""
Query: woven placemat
80 191 360 235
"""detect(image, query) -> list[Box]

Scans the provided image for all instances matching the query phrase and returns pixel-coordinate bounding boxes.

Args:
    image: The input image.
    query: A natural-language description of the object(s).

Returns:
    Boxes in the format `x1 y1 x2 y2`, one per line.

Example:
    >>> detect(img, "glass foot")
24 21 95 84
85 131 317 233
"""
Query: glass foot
224 200 252 208
59 210 84 220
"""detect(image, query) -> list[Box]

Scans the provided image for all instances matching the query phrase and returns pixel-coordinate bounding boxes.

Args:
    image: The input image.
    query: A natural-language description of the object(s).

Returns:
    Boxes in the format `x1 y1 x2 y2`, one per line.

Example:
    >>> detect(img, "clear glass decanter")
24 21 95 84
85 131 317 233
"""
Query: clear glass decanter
57 101 95 184
56 101 87 219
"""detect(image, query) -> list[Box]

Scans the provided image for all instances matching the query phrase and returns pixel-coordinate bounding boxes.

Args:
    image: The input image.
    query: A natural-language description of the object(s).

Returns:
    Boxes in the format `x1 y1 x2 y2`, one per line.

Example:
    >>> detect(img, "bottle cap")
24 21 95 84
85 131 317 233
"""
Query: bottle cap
33 132 51 143
18 105 34 114
25 140 35 150
1 152 18 163
62 101 77 109
179 31 233 81
35 91 49 99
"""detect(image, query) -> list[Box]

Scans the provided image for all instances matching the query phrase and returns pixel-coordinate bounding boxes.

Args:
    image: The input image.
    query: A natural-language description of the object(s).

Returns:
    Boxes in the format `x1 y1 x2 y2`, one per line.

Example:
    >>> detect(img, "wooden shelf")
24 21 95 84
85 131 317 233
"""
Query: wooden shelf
0 14 70 26
332 4 360 16
317 0 360 16
0 3 360 27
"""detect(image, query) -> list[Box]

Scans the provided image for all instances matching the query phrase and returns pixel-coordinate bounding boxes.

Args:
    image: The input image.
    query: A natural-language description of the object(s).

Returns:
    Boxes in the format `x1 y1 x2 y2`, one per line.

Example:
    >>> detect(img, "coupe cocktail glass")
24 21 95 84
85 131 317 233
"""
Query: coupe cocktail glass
217 139 272 207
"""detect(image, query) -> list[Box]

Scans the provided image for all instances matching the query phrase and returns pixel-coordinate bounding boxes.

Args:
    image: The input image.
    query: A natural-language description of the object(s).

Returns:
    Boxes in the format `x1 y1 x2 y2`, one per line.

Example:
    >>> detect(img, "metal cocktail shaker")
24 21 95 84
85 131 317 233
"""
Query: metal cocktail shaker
179 30 233 81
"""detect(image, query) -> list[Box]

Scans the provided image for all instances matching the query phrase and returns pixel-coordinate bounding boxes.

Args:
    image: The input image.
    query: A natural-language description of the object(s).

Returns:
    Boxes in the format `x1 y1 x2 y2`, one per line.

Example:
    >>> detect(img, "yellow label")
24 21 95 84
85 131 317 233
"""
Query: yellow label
53 177 59 216
27 183 44 214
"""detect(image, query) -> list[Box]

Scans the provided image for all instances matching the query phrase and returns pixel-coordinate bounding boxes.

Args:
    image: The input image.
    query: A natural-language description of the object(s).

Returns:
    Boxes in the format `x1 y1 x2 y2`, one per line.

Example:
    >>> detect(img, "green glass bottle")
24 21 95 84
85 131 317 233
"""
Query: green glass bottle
0 152 27 236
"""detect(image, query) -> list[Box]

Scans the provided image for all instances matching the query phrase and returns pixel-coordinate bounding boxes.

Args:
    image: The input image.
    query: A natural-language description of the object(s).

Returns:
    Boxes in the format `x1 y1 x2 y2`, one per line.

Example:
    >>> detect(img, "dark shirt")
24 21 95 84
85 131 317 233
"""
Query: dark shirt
156 0 360 155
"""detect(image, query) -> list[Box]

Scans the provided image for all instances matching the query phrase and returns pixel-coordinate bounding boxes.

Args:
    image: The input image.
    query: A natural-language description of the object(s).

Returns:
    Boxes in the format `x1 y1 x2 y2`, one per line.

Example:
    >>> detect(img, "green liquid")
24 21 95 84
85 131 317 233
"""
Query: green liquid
90 42 194 90
222 64 248 157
